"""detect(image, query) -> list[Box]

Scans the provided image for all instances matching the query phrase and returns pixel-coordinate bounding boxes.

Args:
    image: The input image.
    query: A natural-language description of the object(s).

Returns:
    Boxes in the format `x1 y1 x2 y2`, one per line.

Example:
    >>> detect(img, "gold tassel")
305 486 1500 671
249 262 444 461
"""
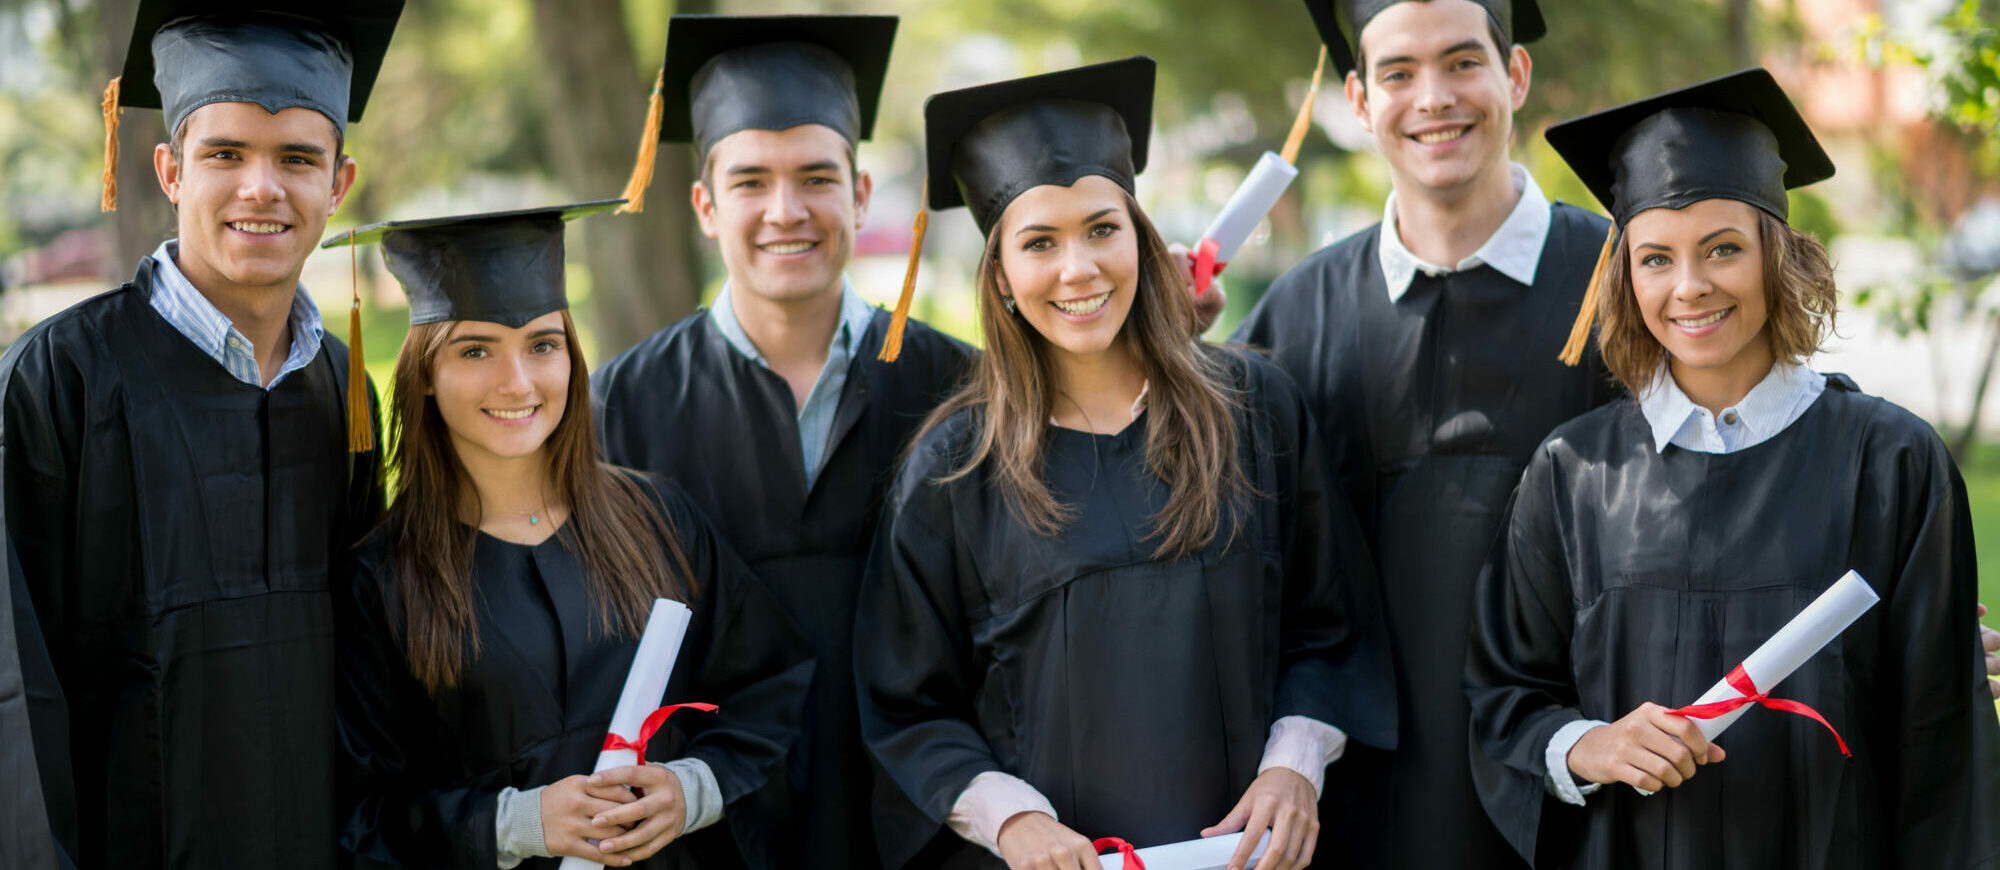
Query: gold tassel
346 229 375 452
1280 46 1328 165
616 69 668 214
100 76 122 212
1557 224 1619 367
878 181 928 363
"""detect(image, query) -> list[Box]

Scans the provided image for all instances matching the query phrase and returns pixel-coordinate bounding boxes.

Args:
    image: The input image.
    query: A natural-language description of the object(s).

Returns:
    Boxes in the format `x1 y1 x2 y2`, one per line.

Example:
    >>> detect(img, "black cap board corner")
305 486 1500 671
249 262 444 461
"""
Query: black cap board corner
1303 0 1544 76
659 13 897 152
922 55 1156 236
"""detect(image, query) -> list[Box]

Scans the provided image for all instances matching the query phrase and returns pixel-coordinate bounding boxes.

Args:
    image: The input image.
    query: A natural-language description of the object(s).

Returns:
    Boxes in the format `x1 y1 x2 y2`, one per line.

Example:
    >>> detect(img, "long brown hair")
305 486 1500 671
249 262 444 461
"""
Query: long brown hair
379 310 695 693
915 191 1251 559
1597 208 1839 396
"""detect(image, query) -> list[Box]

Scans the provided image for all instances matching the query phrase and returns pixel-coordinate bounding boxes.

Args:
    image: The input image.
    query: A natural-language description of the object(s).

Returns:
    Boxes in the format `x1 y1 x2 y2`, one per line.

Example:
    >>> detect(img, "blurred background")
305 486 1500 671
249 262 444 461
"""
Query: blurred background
3 0 2000 626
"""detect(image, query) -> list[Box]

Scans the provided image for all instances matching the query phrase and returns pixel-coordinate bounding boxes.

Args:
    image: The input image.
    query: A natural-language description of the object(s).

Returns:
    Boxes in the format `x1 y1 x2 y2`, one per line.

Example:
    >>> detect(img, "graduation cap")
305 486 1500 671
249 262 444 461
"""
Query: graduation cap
1302 0 1544 77
875 56 1156 363
100 0 403 211
613 14 896 213
1547 67 1835 365
320 199 624 451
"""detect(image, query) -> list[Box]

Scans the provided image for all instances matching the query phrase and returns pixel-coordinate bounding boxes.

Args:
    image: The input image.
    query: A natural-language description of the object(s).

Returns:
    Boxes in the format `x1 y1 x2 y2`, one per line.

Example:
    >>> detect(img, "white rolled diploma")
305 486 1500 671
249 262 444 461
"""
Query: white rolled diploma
1201 151 1300 263
559 597 694 870
1097 832 1270 870
1680 570 1878 742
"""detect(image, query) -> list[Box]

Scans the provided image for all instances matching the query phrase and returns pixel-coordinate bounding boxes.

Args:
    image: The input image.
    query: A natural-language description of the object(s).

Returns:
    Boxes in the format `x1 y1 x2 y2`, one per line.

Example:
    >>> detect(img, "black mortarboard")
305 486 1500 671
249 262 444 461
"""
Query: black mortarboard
120 0 401 137
1303 0 1544 76
662 14 895 152
321 200 623 328
924 56 1155 237
1545 67 1834 227
1548 68 1834 367
101 1 401 212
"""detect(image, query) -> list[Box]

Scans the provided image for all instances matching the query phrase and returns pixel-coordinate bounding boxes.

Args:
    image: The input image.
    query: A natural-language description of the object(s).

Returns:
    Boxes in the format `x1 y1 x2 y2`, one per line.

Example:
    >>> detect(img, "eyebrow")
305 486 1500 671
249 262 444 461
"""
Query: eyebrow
1635 227 1746 252
1375 40 1488 69
450 326 566 345
1012 208 1120 237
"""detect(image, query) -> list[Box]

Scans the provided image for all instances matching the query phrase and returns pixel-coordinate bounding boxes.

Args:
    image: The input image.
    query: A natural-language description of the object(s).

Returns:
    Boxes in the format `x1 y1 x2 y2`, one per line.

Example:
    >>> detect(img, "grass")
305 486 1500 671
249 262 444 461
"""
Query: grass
1950 444 2000 719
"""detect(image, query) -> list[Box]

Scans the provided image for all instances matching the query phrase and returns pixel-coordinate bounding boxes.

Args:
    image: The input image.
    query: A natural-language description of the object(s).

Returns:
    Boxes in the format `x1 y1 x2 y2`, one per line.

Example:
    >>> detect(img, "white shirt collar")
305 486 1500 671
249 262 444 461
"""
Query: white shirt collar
710 276 872 366
1636 361 1828 454
1377 163 1551 302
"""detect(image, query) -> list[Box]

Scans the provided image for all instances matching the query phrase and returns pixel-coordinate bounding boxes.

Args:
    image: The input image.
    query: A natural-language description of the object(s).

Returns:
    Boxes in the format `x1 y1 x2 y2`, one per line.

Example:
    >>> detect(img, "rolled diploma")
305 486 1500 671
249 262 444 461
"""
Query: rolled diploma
1201 151 1300 263
559 597 693 870
1098 832 1270 870
1679 570 1878 742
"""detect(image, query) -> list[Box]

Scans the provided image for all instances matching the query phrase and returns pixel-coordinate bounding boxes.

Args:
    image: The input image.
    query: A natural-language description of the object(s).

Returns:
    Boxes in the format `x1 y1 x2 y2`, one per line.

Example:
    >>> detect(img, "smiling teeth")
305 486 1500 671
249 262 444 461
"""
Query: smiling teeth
230 221 286 234
1052 294 1110 315
1674 310 1729 328
486 407 535 420
762 242 814 255
1415 128 1466 144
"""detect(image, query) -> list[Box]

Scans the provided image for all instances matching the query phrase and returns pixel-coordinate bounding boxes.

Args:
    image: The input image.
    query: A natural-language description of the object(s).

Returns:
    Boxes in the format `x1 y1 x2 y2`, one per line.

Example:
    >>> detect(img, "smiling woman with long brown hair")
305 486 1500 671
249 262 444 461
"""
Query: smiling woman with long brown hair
329 202 814 870
851 59 1395 870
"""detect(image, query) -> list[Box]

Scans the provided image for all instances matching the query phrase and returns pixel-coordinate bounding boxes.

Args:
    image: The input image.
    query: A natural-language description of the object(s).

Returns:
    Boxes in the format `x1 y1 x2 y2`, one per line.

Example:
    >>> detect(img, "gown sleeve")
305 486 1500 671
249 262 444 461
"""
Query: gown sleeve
336 554 506 869
1255 355 1397 751
1462 442 1589 866
852 444 1005 839
3 331 84 869
1857 421 2000 867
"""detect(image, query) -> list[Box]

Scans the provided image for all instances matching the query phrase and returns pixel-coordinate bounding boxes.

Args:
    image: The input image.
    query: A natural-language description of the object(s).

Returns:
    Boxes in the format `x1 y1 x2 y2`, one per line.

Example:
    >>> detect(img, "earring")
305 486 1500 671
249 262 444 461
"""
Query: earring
1002 297 1017 315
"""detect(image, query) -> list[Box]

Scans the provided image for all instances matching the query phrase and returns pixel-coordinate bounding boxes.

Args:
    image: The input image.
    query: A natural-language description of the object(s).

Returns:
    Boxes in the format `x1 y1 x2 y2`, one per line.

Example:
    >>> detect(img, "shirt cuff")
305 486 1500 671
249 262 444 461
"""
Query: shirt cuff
657 759 724 836
1257 715 1348 796
1543 719 1611 806
948 771 1059 858
495 785 550 869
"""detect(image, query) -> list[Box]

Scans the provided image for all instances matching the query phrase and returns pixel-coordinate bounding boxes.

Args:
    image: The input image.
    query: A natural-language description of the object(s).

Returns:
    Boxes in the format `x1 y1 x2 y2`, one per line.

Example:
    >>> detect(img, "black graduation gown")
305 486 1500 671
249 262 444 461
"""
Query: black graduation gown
1465 376 2000 869
1 257 385 869
1232 203 1623 870
337 475 816 870
591 307 974 870
854 348 1396 868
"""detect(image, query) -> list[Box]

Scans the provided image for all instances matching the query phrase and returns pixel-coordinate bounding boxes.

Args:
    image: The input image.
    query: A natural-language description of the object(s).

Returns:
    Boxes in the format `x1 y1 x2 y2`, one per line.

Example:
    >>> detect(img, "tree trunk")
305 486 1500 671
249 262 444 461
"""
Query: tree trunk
98 0 176 280
528 0 710 357
1725 0 1753 70
1952 302 2000 460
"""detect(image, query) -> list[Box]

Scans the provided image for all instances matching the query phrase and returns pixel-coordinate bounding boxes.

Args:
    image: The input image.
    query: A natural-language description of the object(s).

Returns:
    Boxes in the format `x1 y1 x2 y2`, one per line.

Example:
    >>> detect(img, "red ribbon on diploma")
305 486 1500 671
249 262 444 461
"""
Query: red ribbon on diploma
602 702 719 761
1190 237 1228 295
1667 664 1850 757
1093 837 1145 870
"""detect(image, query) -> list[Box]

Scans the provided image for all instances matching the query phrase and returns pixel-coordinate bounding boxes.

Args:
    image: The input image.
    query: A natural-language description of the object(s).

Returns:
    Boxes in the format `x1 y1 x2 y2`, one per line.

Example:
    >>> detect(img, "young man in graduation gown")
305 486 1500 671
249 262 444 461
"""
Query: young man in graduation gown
1231 2 1618 868
591 16 975 870
0 3 396 866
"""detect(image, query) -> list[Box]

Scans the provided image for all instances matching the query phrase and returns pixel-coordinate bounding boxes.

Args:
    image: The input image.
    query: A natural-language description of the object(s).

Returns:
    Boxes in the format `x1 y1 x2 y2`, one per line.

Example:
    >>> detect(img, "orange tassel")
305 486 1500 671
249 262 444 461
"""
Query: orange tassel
1280 46 1328 166
1558 224 1619 367
877 181 928 363
100 76 122 212
346 230 375 452
616 69 668 214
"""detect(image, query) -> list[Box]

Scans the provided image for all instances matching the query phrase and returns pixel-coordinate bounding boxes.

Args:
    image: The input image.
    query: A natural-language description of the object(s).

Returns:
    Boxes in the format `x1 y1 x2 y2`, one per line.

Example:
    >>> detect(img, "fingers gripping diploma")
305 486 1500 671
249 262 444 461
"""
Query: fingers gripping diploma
1566 703 1728 794
996 811 1106 870
576 764 687 866
541 774 640 863
1167 241 1229 334
1200 768 1317 870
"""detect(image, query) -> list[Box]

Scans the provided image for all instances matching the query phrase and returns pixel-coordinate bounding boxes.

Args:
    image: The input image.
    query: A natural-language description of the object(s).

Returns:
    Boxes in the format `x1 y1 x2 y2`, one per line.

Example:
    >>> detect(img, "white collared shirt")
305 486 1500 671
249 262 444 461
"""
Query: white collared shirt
1543 361 1828 807
147 240 324 389
1377 163 1552 302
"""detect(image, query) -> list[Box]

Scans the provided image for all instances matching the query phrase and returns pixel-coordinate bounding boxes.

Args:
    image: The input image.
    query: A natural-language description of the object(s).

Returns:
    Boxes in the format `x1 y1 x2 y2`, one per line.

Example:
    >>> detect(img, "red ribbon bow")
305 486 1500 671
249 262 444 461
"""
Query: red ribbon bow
1093 837 1145 870
1668 664 1850 757
601 702 719 762
1190 237 1228 295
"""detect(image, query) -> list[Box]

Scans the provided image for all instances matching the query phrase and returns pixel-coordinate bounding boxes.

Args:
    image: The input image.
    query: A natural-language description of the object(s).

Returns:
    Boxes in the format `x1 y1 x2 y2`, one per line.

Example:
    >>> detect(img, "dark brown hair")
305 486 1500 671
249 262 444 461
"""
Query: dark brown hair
1597 208 1838 396
379 310 695 693
914 191 1251 559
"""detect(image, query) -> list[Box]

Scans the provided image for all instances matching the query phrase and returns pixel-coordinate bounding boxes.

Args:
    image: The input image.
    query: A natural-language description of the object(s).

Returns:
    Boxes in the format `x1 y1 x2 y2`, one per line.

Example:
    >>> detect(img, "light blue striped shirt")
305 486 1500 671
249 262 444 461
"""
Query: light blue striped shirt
147 241 325 390
1637 361 1828 454
710 278 875 491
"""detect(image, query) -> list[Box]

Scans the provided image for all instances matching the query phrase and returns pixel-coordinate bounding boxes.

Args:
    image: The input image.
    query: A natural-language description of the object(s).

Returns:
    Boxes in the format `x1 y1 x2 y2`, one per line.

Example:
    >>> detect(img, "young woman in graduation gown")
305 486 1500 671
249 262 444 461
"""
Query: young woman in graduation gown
853 58 1396 870
331 202 815 870
1464 70 2000 869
